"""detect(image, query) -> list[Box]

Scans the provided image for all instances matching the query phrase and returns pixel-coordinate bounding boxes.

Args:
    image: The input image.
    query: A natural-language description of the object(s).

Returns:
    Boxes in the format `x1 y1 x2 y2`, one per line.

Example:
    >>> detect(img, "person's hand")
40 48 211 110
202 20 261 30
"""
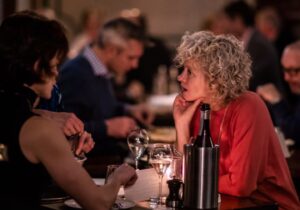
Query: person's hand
105 117 137 138
111 163 137 187
33 110 84 136
127 104 155 128
127 80 145 102
173 95 201 152
53 112 84 136
173 94 201 127
256 83 282 104
75 131 95 155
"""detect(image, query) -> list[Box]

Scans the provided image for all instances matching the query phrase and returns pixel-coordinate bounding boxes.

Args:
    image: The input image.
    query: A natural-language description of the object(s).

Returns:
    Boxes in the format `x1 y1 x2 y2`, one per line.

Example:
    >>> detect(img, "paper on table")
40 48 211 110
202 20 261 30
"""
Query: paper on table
124 168 169 202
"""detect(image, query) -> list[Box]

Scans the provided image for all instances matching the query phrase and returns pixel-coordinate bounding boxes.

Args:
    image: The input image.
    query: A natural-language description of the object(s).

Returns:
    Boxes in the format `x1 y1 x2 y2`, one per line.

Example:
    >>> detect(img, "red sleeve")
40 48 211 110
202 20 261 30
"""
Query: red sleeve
219 94 273 196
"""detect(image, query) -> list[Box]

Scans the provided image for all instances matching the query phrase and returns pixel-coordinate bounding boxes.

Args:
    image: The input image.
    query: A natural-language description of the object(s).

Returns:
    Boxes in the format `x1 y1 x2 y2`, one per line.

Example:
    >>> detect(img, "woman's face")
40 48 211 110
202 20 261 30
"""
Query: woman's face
177 60 210 102
30 56 59 99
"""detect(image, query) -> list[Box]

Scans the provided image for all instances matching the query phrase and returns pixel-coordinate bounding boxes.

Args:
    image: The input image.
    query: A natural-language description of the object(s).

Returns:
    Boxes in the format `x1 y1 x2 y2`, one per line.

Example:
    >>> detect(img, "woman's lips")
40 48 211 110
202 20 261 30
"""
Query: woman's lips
181 86 187 92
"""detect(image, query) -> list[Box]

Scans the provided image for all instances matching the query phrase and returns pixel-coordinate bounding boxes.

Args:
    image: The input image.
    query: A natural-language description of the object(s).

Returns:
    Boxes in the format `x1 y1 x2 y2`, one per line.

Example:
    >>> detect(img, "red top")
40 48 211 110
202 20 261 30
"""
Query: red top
191 91 300 210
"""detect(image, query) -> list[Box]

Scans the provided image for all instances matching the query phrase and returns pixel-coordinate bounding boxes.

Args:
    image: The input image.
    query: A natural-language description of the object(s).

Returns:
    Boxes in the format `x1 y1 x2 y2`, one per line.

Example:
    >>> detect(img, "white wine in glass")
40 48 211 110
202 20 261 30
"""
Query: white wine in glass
127 128 149 170
149 144 173 204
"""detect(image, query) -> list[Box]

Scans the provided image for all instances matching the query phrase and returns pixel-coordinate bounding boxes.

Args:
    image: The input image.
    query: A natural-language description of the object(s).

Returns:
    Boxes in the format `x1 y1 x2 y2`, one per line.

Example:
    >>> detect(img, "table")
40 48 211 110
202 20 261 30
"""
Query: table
148 126 176 143
41 194 278 210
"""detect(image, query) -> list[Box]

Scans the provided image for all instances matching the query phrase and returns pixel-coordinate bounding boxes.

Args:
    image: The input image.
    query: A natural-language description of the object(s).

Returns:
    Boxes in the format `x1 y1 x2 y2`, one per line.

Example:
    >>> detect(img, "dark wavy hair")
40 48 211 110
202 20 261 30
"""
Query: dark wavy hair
0 11 68 89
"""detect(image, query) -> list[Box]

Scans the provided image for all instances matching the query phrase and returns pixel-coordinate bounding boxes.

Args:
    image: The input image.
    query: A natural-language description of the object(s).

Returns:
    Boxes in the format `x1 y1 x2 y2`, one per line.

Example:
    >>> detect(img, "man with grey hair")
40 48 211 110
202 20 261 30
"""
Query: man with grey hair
257 40 300 147
58 18 152 159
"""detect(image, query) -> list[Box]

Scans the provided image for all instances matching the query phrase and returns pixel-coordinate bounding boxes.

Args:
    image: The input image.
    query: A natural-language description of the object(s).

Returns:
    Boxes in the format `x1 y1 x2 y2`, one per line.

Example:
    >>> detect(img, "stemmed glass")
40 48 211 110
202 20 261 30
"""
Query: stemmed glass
149 144 173 204
127 128 149 170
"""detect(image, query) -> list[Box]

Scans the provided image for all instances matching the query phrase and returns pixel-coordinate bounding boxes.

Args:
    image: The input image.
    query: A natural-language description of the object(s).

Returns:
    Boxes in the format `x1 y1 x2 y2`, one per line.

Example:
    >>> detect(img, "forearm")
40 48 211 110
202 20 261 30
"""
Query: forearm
57 167 120 210
175 123 190 153
219 174 255 197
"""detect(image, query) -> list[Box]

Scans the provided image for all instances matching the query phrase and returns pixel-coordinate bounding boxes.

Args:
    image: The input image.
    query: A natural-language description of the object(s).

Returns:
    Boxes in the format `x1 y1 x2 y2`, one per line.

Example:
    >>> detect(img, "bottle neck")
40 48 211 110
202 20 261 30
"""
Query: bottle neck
194 107 213 147
198 109 210 135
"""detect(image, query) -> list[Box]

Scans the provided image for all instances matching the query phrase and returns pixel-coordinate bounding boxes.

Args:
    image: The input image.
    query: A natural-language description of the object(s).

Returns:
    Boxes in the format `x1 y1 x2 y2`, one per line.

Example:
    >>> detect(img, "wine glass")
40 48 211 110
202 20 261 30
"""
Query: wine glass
127 128 149 170
149 143 173 204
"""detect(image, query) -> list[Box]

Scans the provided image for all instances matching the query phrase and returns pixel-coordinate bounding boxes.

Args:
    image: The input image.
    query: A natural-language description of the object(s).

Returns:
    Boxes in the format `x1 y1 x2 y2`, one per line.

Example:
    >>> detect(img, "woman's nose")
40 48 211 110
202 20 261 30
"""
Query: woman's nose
177 72 185 82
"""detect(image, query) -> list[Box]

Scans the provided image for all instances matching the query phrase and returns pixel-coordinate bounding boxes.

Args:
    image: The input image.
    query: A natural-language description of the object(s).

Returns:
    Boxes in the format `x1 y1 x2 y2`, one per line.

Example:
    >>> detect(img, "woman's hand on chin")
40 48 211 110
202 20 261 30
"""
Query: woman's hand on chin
173 94 201 126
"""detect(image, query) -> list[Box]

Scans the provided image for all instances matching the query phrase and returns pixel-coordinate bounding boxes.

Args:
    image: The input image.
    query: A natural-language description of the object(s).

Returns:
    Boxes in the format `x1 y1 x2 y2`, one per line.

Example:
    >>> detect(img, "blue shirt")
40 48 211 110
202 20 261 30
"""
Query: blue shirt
38 85 64 112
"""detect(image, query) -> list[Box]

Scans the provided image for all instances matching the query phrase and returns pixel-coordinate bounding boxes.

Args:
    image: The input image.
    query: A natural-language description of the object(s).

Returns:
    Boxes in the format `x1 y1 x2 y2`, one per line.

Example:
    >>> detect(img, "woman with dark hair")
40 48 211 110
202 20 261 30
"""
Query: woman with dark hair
0 11 137 210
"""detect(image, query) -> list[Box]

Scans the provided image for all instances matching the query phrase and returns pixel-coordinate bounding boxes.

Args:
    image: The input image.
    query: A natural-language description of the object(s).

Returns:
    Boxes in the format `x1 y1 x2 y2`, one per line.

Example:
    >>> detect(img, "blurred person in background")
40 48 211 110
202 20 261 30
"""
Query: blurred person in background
59 17 154 160
222 1 283 93
255 6 295 102
173 31 300 210
255 6 294 59
68 8 103 59
0 11 137 210
257 41 300 148
200 12 229 35
115 8 172 103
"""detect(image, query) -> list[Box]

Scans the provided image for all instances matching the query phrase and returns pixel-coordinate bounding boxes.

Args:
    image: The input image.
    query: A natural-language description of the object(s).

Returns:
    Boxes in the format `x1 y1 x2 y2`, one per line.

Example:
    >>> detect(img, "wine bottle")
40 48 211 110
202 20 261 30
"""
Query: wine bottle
193 103 214 147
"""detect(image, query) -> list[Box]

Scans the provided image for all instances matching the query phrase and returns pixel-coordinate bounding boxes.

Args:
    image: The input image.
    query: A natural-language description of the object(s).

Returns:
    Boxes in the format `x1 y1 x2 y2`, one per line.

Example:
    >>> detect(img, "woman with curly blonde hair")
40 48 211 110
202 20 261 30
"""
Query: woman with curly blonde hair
173 31 300 210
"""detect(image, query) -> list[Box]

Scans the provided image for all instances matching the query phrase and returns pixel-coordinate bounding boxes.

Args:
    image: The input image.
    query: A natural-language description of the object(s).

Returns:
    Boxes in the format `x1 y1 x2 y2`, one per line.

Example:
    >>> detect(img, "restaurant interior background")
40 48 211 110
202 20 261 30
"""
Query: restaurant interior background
1 0 300 200
1 0 300 50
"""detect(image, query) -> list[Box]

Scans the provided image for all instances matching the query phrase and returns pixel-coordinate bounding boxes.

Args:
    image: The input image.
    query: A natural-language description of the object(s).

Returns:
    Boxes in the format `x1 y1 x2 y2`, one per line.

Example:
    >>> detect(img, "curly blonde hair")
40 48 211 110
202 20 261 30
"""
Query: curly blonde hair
175 31 252 104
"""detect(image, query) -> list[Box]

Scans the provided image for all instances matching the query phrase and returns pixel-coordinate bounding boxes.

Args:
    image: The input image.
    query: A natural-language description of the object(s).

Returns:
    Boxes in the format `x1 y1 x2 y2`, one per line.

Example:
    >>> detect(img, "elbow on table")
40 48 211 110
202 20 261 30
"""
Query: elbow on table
220 183 256 197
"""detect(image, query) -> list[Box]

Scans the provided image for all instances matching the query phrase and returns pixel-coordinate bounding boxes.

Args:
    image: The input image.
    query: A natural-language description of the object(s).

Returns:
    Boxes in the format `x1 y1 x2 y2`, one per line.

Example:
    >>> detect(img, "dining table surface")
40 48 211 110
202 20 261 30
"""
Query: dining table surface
41 193 278 210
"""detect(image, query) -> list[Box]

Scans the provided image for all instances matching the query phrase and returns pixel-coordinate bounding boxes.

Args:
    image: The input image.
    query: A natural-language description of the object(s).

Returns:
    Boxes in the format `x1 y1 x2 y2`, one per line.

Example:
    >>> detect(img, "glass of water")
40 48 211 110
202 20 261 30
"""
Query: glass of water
149 143 173 204
127 128 149 170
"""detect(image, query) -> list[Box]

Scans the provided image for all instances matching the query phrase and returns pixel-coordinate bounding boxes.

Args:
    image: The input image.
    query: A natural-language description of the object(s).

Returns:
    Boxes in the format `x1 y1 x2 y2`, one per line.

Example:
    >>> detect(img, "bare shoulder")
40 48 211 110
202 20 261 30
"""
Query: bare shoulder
20 115 67 163
22 115 62 139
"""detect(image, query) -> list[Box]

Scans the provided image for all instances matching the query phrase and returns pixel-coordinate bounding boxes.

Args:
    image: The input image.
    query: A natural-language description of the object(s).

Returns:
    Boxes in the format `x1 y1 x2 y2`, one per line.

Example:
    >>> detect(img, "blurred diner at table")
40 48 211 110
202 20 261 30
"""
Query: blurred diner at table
114 8 172 104
257 40 300 148
221 1 282 92
173 31 300 209
255 6 293 59
58 17 154 162
0 11 137 210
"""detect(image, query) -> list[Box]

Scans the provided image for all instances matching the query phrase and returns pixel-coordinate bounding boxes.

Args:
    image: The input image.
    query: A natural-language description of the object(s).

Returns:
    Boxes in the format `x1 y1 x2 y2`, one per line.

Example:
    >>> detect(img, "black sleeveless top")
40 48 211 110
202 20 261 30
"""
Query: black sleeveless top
0 86 51 209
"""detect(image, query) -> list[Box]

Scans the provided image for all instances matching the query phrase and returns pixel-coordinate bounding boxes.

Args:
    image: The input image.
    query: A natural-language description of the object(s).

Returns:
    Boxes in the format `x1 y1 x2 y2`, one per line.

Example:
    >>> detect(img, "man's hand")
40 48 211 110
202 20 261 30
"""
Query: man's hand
256 83 282 104
105 117 137 138
126 104 155 128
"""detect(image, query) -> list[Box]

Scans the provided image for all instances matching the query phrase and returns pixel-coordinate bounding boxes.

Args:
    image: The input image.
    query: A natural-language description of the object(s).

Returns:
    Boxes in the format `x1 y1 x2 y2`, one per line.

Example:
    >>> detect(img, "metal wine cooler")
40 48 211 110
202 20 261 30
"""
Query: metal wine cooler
183 144 220 209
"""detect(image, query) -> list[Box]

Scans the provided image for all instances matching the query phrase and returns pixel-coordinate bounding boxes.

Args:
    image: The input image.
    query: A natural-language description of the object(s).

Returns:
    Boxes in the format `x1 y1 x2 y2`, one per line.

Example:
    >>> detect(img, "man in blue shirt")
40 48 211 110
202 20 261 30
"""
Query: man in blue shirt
58 18 153 158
